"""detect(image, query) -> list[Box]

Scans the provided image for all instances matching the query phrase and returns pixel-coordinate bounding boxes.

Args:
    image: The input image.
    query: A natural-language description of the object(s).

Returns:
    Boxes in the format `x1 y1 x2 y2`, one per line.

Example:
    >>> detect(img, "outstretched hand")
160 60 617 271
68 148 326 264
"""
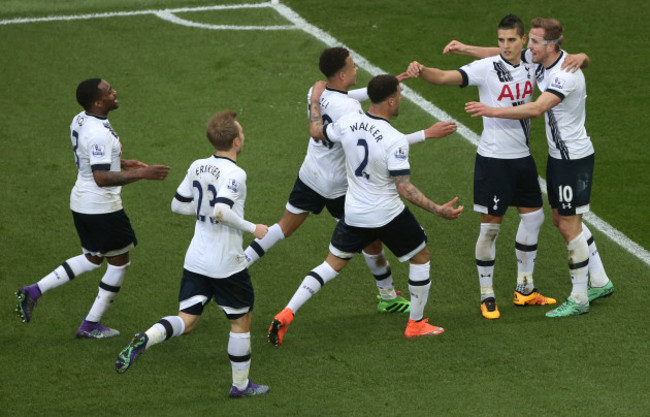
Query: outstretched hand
442 40 467 55
437 196 464 220
406 61 424 78
465 101 491 118
140 164 170 181
424 121 457 139
396 72 412 82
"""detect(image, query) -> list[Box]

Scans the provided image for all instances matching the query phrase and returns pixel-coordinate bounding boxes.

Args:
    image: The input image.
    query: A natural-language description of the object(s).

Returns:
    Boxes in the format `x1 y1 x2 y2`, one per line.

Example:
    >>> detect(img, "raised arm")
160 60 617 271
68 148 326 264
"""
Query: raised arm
442 40 499 59
347 87 369 102
308 80 328 140
392 174 463 220
406 61 464 86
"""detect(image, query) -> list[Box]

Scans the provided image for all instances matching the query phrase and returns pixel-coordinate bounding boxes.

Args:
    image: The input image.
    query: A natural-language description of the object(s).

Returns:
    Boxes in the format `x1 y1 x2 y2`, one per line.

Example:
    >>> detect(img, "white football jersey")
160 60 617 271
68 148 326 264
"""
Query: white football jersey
176 155 249 278
459 53 539 159
324 112 409 228
298 86 365 198
69 111 123 214
527 50 594 160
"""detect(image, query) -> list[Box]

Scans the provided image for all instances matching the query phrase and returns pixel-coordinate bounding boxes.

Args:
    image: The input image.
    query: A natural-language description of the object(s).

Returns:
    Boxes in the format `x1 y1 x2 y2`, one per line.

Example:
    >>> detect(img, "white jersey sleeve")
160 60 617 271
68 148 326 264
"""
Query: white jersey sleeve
347 87 369 102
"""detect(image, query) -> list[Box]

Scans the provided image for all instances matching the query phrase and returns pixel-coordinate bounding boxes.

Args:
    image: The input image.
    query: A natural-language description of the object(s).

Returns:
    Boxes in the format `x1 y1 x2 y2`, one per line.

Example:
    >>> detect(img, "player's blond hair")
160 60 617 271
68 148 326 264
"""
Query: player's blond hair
206 110 239 151
530 17 564 51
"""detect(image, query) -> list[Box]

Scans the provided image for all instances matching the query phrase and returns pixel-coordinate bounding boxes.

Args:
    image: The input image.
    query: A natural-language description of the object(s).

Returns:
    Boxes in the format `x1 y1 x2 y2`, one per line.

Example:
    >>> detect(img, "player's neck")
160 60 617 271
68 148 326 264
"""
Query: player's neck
543 51 562 68
216 149 237 162
367 104 392 121
507 53 522 66
86 108 109 118
327 80 349 92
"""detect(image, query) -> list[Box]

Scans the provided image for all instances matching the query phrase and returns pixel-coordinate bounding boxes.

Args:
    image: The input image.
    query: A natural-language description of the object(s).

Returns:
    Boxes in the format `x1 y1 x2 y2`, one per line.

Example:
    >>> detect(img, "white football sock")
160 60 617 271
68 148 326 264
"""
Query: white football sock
144 315 186 349
408 262 431 322
582 223 610 287
567 234 589 305
37 254 100 294
476 223 500 301
515 208 544 293
229 332 251 390
363 249 396 300
244 223 285 266
286 261 338 313
85 262 128 322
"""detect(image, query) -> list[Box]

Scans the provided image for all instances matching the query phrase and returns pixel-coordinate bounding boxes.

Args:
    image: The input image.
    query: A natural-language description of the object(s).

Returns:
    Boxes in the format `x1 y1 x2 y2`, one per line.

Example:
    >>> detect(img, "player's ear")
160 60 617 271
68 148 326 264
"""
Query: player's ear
233 135 243 150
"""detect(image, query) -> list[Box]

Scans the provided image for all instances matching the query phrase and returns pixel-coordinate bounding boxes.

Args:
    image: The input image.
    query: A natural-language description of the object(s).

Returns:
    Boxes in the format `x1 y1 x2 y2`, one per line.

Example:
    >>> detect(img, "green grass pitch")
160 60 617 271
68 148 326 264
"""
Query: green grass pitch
1 1 648 416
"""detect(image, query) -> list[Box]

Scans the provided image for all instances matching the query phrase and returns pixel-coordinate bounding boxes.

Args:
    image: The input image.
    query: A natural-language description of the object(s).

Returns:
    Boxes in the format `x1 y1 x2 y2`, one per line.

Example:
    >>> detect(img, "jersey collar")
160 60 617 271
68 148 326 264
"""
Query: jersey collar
325 86 348 95
84 111 108 120
499 54 521 68
545 50 565 70
212 154 237 165
366 111 390 124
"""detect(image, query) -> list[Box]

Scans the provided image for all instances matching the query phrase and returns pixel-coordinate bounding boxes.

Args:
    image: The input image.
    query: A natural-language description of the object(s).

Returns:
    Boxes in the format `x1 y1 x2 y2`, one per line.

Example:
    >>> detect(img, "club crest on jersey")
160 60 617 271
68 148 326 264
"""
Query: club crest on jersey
551 77 565 90
92 144 105 157
227 178 240 193
394 147 407 160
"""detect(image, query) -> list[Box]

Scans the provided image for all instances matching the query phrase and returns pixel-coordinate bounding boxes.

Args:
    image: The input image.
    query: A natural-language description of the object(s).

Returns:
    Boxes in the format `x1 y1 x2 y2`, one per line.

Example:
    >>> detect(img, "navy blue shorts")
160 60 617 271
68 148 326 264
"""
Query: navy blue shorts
473 154 543 216
287 176 345 218
72 209 137 257
329 207 427 262
546 154 594 216
177 268 254 320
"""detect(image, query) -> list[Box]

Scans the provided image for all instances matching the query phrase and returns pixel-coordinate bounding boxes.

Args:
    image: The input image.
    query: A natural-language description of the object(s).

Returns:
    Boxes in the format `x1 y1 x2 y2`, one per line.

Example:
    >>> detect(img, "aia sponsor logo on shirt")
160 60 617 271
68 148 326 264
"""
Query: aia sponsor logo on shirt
497 81 534 101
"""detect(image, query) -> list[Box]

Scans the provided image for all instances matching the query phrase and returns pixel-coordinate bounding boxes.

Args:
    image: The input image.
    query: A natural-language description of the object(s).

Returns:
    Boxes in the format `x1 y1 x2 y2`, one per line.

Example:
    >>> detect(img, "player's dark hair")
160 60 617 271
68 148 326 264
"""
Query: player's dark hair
531 17 564 51
207 110 239 151
498 14 525 37
76 78 103 111
319 47 350 79
367 74 399 104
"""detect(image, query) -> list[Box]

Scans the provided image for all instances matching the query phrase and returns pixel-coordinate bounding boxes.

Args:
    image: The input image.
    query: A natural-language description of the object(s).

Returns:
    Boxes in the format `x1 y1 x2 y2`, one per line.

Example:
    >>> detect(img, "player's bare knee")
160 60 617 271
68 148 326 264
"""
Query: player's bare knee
410 247 430 264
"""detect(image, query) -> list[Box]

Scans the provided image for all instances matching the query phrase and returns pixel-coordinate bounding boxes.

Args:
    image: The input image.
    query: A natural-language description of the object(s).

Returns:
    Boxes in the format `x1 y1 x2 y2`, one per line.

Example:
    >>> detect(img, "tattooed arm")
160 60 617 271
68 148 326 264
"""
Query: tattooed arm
309 80 328 140
393 174 464 220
